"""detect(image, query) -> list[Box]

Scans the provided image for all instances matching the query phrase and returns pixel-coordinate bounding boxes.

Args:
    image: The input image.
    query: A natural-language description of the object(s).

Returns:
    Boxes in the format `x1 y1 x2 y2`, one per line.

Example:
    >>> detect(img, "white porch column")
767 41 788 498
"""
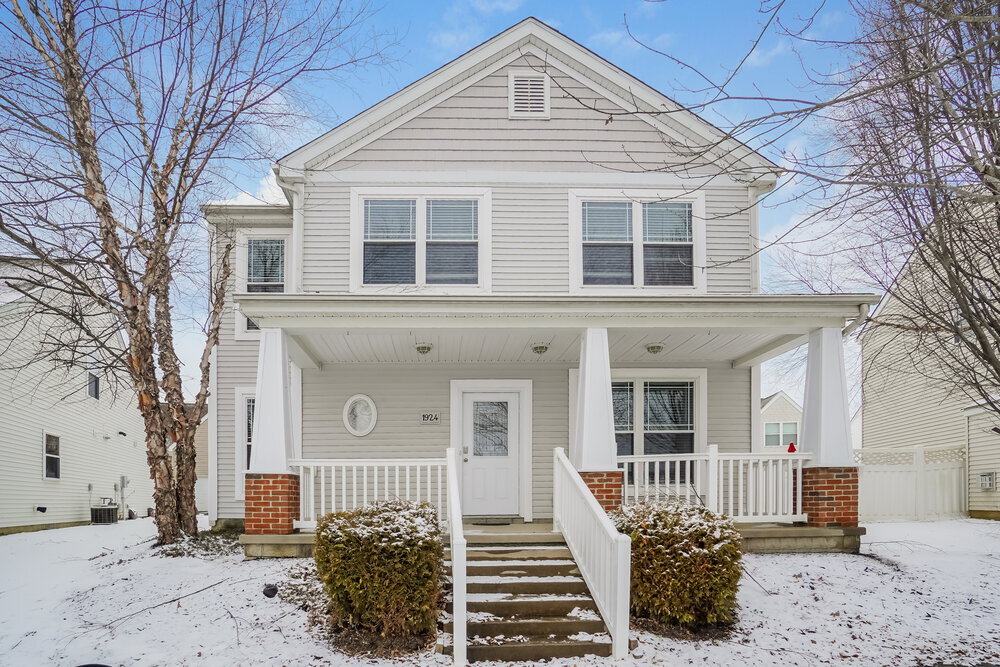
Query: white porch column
573 327 617 471
249 328 295 474
800 327 853 468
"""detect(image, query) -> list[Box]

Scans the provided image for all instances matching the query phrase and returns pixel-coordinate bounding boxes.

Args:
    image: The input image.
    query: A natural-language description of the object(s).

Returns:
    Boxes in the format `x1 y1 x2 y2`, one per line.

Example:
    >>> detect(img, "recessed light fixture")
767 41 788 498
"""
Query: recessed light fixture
530 342 549 355
415 342 433 355
646 343 664 355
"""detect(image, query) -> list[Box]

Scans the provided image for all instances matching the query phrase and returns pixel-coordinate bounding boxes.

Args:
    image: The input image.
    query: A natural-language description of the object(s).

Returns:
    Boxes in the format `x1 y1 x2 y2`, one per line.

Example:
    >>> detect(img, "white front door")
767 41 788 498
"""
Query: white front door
461 392 520 516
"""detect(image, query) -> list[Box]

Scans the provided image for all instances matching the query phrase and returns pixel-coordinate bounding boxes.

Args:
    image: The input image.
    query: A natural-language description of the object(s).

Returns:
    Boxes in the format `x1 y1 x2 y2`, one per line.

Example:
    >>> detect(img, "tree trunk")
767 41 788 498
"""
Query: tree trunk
174 427 199 536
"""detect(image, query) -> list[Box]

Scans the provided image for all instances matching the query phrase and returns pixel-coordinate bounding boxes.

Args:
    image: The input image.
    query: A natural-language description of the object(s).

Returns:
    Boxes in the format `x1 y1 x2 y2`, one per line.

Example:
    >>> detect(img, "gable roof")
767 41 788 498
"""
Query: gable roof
274 17 781 183
760 390 802 414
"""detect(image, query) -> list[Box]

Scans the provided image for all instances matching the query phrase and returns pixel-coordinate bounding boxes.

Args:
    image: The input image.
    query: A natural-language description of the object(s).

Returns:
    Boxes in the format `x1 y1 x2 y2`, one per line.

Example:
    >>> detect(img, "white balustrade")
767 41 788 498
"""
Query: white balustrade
445 448 467 666
553 448 631 659
618 445 810 522
291 458 448 530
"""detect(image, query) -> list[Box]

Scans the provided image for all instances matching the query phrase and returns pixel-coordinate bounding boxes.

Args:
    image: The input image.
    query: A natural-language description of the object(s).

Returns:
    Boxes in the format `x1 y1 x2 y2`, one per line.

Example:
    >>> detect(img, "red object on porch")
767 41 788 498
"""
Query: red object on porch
800 467 858 528
580 470 624 513
787 442 797 453
245 473 300 534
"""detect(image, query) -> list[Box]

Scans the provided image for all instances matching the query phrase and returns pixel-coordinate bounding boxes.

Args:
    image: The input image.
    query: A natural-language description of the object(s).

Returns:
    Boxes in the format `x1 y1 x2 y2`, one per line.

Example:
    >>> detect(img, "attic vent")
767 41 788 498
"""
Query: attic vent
508 70 549 119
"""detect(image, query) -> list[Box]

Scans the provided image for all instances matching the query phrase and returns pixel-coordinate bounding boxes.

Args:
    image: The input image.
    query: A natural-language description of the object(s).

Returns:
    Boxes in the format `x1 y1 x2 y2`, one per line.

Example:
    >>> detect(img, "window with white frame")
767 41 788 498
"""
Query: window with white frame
764 421 797 448
575 194 699 289
244 396 255 471
242 236 286 332
612 380 695 455
44 433 60 479
359 194 485 288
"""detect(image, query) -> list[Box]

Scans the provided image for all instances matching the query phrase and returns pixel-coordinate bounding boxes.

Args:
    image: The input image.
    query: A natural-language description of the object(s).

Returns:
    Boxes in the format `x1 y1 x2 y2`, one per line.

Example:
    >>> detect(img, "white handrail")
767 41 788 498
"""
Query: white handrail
445 448 467 666
617 446 810 522
553 447 630 659
291 457 448 530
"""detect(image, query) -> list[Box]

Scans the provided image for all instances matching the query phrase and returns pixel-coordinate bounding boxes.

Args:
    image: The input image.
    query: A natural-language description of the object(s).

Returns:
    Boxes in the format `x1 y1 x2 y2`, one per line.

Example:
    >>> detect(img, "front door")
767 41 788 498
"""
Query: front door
461 392 520 516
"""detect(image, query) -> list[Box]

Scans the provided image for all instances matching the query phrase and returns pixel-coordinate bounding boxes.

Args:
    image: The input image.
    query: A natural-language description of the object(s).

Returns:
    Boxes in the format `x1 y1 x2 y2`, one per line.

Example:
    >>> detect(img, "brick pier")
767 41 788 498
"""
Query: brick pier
244 473 300 535
580 470 624 513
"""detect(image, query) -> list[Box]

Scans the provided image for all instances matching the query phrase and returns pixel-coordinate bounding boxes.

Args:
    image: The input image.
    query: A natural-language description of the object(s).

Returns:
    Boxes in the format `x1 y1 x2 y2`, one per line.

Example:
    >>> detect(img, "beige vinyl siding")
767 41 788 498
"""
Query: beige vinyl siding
705 366 753 453
322 54 703 174
967 411 1000 515
762 396 802 426
861 297 968 451
0 305 151 531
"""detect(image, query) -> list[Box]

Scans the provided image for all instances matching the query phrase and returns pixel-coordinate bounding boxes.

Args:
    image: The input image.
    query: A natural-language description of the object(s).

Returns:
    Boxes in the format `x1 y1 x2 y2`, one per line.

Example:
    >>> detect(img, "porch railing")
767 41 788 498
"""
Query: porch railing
291 457 448 530
553 447 631 659
617 445 810 522
444 448 467 666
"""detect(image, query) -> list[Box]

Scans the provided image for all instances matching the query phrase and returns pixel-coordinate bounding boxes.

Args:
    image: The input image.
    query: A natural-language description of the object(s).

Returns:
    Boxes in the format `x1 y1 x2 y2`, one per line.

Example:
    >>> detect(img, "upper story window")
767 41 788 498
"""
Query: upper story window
87 372 100 399
351 189 491 293
237 232 288 337
508 70 549 119
570 190 706 293
764 421 798 448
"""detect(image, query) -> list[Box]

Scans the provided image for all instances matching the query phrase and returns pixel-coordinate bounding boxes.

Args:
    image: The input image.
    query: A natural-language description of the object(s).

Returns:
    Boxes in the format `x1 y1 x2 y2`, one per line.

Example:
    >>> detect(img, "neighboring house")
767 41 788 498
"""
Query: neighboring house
760 390 801 451
0 262 152 534
861 290 999 519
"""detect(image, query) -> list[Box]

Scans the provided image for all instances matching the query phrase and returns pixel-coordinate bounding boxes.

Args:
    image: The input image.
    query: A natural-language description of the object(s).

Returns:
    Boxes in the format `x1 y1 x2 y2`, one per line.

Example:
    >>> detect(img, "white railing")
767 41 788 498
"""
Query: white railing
553 447 630 659
291 457 448 530
618 445 811 522
445 448 467 666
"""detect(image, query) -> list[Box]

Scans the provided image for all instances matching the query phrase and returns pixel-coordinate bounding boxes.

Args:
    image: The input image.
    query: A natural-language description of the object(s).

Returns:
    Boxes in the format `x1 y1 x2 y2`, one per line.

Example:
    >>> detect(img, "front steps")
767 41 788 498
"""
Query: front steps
444 525 613 662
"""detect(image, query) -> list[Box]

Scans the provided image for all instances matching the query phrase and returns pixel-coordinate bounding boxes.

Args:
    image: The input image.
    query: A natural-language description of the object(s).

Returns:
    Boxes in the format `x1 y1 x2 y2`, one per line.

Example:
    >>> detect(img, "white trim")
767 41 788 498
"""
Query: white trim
304 170 759 188
276 19 778 176
568 367 709 456
207 346 218 522
449 379 533 522
750 364 763 453
760 389 803 414
507 69 550 119
568 188 707 295
349 187 492 294
233 227 292 341
763 420 801 449
342 394 378 437
234 386 255 500
290 183 305 292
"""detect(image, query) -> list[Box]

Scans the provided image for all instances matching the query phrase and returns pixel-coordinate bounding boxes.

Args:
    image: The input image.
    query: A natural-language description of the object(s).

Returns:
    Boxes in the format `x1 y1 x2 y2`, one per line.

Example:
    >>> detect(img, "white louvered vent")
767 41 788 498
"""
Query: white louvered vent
508 70 549 119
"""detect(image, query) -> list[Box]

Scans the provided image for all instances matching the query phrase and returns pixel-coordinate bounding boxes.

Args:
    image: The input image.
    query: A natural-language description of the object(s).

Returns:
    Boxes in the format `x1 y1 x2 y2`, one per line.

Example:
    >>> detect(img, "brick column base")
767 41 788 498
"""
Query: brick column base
245 473 300 535
580 470 624 513
801 467 859 528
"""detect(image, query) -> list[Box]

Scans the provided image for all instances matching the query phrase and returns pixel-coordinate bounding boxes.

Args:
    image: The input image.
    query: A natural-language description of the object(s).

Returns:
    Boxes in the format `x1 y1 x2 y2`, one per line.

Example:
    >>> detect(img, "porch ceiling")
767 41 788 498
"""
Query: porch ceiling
289 328 786 365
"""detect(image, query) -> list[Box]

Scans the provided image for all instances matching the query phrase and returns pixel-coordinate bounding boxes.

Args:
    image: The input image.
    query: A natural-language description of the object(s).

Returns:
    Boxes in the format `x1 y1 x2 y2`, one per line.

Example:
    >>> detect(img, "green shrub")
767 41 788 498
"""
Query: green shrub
314 500 443 638
611 501 742 629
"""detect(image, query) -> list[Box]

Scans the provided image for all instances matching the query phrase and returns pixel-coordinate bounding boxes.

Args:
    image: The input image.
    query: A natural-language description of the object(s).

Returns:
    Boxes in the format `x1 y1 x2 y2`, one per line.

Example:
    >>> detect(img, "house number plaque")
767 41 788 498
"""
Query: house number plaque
419 411 441 425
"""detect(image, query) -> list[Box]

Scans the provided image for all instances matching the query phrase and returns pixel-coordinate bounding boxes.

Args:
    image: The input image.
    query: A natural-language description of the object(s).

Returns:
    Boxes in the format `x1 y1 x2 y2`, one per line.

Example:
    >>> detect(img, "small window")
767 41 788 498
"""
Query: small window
87 372 100 399
508 71 549 119
245 397 255 471
244 238 285 332
44 434 60 479
765 422 798 448
343 394 377 437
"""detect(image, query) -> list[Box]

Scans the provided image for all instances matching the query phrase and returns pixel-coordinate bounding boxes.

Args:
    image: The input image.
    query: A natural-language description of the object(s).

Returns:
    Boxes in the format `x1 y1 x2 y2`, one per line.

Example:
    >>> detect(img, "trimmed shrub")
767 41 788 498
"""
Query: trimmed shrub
314 500 443 638
611 500 742 629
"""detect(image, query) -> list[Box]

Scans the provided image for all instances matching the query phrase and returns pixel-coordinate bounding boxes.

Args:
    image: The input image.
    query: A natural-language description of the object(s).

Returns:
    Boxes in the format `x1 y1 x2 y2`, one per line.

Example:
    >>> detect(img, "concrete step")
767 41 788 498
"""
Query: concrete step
464 531 566 546
445 638 612 662
467 577 588 595
456 546 573 561
465 561 579 576
461 595 598 618
445 616 606 638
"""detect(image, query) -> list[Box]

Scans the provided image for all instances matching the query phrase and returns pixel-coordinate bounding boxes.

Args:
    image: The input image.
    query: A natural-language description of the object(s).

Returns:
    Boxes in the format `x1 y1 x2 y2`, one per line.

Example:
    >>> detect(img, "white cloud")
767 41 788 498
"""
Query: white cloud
469 0 524 13
216 172 286 206
588 29 672 56
746 40 790 68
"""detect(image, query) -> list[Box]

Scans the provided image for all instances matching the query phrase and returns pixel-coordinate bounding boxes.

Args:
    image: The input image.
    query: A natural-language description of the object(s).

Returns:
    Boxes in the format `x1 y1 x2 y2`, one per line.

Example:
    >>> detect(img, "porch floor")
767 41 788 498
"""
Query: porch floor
239 522 865 558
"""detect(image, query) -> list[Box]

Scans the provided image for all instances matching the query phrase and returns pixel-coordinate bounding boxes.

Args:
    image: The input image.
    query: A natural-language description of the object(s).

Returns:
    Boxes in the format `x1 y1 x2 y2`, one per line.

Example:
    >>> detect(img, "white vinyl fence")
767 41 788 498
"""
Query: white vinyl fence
856 445 966 521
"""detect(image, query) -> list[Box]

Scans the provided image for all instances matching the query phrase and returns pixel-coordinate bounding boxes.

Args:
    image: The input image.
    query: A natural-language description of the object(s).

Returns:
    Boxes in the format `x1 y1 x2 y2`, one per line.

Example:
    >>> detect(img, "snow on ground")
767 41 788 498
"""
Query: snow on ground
0 518 998 666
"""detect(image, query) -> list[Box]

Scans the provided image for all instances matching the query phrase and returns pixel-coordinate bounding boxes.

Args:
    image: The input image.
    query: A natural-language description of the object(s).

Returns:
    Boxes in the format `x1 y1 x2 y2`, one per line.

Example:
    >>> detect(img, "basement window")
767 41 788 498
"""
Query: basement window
508 70 549 119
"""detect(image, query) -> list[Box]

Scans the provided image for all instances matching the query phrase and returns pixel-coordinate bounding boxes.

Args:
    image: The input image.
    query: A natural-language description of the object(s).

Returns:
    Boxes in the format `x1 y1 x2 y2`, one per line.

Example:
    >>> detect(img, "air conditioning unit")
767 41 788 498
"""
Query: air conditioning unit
91 499 119 525
980 472 997 491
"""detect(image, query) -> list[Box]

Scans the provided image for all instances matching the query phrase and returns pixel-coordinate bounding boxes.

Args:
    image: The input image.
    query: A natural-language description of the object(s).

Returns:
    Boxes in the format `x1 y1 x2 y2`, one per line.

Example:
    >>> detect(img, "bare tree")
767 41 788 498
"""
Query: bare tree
0 0 387 543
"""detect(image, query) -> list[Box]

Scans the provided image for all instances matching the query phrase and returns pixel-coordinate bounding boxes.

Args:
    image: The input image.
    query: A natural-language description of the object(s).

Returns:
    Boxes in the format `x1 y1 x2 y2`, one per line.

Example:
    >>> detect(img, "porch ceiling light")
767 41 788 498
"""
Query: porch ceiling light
530 342 549 355
415 342 433 355
646 343 664 355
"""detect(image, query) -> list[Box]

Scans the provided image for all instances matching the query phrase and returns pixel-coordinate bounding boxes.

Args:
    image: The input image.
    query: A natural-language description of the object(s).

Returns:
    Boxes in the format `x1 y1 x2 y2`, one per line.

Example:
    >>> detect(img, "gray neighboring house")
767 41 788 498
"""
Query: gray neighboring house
0 262 152 534
760 390 802 451
861 289 1000 520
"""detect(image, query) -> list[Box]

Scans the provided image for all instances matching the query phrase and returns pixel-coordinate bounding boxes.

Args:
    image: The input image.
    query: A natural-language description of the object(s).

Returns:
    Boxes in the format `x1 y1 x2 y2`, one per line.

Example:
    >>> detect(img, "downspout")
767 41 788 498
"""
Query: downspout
841 303 871 338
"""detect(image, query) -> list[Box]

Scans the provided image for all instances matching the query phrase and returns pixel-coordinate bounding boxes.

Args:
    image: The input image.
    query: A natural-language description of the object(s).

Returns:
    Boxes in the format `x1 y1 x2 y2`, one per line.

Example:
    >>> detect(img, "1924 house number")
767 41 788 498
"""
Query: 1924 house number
419 411 441 425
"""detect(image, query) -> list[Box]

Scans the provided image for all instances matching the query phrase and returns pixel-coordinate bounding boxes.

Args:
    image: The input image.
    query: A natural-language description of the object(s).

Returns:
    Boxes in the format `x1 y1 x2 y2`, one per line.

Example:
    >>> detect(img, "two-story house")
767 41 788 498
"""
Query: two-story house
204 18 876 661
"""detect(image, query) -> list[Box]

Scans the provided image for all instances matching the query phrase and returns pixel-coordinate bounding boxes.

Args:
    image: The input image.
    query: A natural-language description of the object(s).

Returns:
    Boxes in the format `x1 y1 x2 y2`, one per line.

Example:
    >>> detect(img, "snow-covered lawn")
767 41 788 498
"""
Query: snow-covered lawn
0 518 998 666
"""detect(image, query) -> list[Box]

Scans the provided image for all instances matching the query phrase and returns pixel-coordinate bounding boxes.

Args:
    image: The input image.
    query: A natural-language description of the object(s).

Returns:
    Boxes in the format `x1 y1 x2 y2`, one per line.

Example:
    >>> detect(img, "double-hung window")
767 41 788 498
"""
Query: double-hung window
353 190 489 291
44 433 60 479
573 191 702 290
242 236 286 333
245 396 256 471
764 422 797 448
613 381 696 456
